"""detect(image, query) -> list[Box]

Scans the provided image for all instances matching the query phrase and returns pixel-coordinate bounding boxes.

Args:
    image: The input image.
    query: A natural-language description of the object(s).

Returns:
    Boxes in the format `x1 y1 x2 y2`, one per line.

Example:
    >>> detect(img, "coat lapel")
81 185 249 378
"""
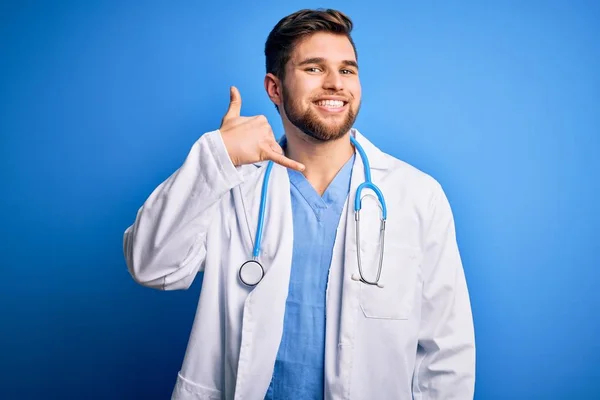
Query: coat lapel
326 129 392 398
234 161 294 400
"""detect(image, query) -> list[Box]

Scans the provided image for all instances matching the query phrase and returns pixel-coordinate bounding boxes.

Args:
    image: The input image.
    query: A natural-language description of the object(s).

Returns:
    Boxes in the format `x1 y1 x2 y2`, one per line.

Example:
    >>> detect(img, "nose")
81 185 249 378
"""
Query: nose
323 70 343 91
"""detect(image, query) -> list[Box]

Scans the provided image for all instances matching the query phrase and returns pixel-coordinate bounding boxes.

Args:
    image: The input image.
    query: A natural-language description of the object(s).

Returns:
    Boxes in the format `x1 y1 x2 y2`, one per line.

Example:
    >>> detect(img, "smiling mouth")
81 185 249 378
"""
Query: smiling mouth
313 99 348 112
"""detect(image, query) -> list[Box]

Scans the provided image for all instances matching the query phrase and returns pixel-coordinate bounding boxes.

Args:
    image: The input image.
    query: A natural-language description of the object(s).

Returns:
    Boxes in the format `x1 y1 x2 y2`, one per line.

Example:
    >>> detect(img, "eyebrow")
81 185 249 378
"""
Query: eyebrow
297 57 359 70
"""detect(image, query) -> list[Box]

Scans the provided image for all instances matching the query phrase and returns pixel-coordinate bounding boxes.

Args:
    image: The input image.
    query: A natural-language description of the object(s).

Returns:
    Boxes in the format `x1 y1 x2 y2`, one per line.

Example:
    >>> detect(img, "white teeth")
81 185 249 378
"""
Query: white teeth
316 100 344 108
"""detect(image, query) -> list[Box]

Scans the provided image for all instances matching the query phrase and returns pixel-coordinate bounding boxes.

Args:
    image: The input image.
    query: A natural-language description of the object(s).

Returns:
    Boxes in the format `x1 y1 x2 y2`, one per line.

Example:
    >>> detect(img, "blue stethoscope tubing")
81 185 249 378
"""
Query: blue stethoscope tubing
238 135 387 287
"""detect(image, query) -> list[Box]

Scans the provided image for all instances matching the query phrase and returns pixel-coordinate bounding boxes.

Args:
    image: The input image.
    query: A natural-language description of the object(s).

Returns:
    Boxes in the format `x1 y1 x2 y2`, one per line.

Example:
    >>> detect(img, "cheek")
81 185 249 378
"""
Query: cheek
350 81 362 100
350 93 362 110
303 76 327 94
285 85 312 106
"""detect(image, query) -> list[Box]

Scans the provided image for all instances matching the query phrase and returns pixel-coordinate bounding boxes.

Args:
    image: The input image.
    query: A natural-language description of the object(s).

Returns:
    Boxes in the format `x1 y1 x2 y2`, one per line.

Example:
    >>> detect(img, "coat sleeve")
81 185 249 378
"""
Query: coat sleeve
412 181 476 399
123 129 244 290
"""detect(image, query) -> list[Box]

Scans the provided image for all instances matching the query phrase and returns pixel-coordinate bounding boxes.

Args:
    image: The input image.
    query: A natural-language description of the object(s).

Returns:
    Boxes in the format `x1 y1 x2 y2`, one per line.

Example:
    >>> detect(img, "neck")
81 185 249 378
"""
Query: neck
284 128 355 196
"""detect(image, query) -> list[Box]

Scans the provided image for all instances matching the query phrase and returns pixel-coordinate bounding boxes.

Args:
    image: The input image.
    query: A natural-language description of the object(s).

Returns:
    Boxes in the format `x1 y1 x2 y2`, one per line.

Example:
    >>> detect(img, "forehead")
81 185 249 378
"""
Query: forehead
289 32 356 64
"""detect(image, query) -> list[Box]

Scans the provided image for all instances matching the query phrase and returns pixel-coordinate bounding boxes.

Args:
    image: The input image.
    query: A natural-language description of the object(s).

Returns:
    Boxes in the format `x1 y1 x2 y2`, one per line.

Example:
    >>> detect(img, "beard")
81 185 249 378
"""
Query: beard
282 88 359 142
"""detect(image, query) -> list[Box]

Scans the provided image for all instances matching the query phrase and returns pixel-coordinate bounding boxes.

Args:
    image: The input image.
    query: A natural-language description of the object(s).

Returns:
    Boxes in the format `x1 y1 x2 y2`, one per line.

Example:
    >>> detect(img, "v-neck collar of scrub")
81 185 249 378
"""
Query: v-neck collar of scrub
287 153 355 213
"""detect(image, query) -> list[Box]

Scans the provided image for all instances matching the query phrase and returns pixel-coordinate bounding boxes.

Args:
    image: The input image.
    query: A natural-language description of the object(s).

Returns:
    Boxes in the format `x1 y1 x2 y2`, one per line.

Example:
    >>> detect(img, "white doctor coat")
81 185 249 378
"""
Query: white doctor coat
123 128 475 400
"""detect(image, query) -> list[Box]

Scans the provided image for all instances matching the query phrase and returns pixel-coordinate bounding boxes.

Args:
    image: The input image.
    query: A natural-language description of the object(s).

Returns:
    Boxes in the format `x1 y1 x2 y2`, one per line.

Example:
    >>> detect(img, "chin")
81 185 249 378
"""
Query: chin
308 127 350 142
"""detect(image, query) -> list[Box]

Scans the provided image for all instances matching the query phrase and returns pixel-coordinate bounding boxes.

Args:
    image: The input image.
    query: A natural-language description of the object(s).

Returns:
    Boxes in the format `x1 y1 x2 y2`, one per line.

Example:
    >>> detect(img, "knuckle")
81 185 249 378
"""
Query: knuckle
257 143 268 155
255 114 268 124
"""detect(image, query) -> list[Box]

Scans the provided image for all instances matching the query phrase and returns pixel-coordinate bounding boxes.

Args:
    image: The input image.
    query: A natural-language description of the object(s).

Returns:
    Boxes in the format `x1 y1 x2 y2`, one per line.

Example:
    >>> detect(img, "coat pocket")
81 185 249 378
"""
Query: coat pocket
172 372 222 400
357 243 420 320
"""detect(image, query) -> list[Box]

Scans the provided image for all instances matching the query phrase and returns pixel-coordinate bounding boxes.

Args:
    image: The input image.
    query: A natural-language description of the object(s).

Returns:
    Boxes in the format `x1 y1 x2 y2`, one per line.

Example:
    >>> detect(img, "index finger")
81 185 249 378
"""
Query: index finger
266 150 305 172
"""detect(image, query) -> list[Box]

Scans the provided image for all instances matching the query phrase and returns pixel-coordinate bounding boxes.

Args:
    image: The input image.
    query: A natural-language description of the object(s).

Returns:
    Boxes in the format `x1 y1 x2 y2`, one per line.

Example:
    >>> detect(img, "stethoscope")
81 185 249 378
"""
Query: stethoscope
238 135 388 288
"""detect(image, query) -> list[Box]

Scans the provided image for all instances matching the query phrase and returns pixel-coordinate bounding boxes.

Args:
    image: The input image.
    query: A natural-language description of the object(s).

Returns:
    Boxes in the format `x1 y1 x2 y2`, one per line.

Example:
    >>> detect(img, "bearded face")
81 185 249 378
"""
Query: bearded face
276 32 362 142
282 87 360 142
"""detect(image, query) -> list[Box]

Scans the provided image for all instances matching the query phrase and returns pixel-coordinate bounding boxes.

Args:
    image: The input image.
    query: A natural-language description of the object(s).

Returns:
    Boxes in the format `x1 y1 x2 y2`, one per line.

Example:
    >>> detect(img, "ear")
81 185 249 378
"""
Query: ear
264 73 282 108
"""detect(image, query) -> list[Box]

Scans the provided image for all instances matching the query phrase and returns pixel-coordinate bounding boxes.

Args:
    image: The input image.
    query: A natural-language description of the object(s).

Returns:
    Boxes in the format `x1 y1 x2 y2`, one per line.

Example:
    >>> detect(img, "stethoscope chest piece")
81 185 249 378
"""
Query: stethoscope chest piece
239 260 264 286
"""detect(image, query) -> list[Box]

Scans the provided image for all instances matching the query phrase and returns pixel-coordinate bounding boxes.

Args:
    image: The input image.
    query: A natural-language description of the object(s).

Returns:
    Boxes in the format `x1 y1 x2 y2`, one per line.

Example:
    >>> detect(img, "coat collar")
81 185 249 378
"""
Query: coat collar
251 128 391 170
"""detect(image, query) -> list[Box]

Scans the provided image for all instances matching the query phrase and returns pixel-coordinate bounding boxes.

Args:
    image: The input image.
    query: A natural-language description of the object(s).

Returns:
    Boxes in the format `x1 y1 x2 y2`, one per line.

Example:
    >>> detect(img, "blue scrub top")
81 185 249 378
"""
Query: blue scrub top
265 153 355 399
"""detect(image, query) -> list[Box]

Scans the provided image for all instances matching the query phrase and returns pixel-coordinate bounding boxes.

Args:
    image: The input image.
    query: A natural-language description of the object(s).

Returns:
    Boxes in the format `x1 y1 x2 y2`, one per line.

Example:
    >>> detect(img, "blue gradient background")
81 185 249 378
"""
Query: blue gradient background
1 1 598 399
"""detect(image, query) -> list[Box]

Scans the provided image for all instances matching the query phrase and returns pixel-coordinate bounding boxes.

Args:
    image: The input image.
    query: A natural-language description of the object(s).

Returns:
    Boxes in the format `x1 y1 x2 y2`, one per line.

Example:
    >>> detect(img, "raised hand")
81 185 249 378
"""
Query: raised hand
219 86 305 171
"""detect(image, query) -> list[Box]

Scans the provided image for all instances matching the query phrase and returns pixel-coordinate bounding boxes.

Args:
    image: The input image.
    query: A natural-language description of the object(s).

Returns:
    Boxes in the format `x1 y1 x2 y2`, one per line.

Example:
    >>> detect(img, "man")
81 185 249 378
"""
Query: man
124 8 475 400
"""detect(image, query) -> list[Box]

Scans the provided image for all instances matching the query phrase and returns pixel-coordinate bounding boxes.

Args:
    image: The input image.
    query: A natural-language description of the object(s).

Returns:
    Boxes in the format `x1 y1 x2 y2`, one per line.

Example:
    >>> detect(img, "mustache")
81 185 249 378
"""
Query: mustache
311 92 352 101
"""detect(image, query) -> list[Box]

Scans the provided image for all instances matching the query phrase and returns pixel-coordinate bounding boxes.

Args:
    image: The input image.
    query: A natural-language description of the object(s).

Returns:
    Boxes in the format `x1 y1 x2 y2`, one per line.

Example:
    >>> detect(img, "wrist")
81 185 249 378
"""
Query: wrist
219 129 240 167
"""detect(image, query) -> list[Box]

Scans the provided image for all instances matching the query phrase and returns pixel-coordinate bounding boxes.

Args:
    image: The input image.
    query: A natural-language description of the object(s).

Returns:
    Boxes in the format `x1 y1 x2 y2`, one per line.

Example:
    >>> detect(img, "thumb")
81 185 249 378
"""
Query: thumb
222 86 242 122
